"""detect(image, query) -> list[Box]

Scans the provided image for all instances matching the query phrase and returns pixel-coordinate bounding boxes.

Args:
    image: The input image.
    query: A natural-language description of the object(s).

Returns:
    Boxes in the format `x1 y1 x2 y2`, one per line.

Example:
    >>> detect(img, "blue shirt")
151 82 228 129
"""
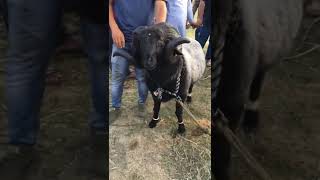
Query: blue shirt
166 0 194 37
113 0 154 43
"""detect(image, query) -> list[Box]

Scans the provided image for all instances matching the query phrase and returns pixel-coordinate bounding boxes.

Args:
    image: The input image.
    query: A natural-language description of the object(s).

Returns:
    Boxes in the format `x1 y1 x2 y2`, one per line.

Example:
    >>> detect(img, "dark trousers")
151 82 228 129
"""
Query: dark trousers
195 25 212 60
6 0 107 145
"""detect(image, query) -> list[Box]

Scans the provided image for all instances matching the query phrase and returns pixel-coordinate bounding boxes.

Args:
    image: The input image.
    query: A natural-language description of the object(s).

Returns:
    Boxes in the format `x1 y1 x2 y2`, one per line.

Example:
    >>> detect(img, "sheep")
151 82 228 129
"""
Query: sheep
113 22 206 133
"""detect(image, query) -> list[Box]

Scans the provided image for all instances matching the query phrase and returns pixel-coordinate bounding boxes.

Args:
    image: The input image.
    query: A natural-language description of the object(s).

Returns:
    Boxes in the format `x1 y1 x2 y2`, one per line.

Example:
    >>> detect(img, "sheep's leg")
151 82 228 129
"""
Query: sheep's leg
242 71 266 134
186 84 193 103
176 101 186 133
149 100 161 128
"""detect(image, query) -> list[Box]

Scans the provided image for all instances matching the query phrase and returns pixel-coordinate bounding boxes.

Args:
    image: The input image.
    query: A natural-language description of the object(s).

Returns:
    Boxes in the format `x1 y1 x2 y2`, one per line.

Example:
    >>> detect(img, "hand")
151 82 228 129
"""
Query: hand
190 20 202 29
111 26 125 48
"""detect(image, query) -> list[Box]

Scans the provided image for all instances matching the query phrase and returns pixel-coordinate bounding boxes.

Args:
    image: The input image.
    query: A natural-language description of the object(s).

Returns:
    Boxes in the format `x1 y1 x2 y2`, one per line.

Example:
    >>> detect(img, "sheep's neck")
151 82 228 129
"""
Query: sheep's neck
147 60 184 88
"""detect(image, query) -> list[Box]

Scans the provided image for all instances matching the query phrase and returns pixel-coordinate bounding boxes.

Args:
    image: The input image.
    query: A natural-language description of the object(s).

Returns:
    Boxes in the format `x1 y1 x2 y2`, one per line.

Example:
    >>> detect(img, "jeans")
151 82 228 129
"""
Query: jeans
5 0 107 145
195 25 212 60
111 45 148 108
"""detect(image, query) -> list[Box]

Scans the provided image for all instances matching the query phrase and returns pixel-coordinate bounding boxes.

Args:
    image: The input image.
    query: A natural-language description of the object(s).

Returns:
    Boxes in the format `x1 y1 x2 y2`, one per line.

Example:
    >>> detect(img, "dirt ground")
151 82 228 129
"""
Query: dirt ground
230 17 320 180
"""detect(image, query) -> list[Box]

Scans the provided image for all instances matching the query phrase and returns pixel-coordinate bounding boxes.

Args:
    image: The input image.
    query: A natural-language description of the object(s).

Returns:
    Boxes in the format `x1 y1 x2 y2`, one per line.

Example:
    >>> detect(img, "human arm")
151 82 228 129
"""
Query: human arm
187 0 194 23
109 0 125 48
154 0 167 24
192 0 201 15
192 0 205 28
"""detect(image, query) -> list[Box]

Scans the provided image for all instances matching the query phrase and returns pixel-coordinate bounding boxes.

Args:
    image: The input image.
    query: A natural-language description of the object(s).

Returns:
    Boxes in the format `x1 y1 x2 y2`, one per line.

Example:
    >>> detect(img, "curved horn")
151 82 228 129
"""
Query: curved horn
113 49 135 63
165 37 191 57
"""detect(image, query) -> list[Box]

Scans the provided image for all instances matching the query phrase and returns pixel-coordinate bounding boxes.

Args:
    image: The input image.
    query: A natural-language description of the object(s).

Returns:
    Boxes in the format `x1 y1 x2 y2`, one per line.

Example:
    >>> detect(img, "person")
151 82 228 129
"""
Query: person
109 0 167 118
0 0 107 178
194 0 212 66
166 0 196 37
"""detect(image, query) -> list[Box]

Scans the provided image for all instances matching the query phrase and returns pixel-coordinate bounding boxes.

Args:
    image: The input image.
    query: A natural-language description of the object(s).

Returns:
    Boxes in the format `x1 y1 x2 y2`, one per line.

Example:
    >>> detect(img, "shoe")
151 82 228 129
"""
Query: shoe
109 108 121 124
0 144 38 180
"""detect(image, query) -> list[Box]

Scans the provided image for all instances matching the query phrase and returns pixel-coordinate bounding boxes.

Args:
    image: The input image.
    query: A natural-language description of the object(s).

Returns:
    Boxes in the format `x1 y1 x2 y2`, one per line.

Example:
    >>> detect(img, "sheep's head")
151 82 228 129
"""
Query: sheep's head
113 23 191 71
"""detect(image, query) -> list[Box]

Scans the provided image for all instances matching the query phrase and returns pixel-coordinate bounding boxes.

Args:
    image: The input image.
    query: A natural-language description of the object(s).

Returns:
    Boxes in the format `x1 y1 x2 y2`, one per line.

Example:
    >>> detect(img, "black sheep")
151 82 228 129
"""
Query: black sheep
113 23 206 133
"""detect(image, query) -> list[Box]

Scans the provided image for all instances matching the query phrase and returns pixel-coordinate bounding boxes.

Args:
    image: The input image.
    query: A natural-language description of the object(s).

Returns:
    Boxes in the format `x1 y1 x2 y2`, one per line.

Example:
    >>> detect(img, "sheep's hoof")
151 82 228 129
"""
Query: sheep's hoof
149 119 159 128
177 124 186 134
186 96 192 103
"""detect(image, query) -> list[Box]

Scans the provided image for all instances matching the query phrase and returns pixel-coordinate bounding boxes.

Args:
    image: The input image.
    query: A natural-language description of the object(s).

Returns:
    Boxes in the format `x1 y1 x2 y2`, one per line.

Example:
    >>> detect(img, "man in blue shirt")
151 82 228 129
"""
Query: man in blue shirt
109 0 167 117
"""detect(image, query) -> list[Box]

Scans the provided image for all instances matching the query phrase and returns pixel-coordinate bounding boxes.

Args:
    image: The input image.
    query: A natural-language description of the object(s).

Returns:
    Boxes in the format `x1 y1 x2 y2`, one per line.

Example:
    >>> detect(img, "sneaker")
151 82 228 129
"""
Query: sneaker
0 144 38 180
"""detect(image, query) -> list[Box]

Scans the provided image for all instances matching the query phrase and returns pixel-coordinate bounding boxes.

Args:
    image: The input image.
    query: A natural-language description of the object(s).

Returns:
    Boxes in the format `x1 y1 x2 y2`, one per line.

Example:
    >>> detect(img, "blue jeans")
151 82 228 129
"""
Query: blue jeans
5 0 107 145
111 45 148 108
195 25 212 60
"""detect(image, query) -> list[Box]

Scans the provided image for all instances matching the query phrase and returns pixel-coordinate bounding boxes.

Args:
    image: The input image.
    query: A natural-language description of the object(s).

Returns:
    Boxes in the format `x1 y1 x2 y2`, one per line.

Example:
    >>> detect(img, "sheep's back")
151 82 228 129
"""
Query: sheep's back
181 38 206 84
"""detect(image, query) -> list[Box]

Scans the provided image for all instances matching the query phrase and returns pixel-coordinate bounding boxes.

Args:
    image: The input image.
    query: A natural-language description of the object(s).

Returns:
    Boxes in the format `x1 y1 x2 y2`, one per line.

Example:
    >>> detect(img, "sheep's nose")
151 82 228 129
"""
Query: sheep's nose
146 60 152 66
145 57 156 70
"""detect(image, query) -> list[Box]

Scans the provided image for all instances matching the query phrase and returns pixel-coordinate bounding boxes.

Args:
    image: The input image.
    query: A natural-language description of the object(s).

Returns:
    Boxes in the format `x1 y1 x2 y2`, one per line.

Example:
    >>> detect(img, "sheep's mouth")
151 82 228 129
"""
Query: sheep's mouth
144 58 157 71
145 65 157 71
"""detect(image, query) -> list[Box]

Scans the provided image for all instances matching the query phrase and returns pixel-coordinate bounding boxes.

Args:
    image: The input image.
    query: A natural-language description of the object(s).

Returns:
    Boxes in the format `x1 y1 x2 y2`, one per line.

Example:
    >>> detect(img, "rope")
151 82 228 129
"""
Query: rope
215 110 273 180
176 100 210 135
176 97 273 180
